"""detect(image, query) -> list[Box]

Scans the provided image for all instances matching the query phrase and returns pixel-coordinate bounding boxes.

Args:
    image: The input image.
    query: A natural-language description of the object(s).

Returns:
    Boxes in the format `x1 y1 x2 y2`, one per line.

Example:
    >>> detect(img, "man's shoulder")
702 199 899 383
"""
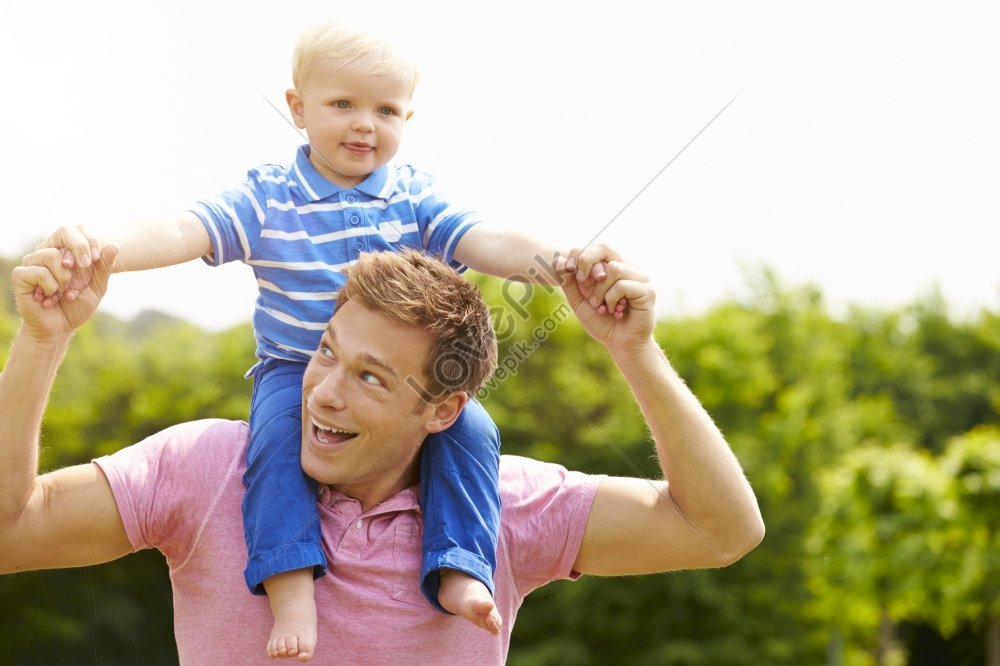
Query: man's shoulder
156 419 249 449
499 454 561 478
100 419 249 474
498 455 601 509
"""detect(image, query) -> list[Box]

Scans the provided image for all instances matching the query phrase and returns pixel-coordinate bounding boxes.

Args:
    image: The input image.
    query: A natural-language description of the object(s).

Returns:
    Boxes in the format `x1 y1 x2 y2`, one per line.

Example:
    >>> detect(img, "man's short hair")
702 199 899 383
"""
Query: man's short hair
337 250 498 401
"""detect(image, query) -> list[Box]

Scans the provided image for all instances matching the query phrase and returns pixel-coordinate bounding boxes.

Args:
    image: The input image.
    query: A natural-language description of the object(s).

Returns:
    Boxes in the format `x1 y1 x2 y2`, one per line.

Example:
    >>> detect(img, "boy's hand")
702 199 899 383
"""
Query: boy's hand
33 225 106 306
553 243 629 319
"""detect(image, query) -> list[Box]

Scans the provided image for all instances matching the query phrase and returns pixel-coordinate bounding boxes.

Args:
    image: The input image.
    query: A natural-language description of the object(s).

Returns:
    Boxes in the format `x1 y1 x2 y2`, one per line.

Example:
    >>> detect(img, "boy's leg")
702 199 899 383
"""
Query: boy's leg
419 399 501 615
244 360 326 658
243 359 327 592
265 571 317 661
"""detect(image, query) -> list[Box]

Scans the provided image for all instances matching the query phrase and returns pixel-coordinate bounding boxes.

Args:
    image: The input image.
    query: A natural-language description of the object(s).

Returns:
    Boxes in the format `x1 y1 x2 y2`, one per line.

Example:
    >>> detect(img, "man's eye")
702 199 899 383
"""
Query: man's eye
360 371 383 386
319 345 335 359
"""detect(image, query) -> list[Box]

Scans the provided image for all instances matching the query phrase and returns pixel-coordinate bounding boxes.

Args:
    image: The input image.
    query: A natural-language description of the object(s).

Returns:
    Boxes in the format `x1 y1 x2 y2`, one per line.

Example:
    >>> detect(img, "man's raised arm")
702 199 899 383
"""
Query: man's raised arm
0 244 133 573
560 255 765 576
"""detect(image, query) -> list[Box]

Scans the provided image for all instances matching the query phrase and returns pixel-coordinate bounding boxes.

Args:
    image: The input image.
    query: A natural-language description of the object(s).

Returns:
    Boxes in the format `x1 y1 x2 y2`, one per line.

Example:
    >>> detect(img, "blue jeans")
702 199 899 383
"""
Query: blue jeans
242 358 501 610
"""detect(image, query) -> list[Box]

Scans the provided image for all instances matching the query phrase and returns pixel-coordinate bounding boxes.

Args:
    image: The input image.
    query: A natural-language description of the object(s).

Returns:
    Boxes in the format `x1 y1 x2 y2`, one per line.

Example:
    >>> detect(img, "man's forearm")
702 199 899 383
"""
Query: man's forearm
612 340 763 561
0 328 70 524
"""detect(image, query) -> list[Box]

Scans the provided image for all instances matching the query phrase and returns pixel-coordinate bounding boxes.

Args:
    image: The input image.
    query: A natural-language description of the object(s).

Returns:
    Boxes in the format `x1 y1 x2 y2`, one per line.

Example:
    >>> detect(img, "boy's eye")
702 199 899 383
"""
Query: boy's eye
334 100 350 109
378 106 397 116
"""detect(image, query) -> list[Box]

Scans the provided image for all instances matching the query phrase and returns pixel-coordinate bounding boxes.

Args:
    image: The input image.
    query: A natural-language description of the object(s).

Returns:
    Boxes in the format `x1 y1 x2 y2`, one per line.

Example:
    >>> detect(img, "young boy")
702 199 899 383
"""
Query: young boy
40 19 623 662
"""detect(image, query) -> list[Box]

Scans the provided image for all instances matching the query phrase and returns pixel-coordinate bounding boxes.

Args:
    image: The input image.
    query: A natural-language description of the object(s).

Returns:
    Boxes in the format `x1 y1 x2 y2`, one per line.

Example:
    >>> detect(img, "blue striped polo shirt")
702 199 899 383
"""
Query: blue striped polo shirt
192 144 481 364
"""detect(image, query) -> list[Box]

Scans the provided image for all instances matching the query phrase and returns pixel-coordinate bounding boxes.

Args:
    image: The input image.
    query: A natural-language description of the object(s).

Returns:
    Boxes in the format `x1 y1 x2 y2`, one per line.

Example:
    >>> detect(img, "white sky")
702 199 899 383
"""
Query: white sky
2 1 998 329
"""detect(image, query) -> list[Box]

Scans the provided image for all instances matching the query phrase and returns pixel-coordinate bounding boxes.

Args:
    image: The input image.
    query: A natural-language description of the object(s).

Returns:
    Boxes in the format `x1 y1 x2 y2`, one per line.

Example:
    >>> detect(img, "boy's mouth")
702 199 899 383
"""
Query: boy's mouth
344 142 374 157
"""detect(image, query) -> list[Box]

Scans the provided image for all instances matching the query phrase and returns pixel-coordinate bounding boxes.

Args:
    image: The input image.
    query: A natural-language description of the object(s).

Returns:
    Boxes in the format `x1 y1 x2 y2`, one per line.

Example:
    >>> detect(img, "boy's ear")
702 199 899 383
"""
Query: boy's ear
423 391 468 434
404 109 414 122
286 89 306 129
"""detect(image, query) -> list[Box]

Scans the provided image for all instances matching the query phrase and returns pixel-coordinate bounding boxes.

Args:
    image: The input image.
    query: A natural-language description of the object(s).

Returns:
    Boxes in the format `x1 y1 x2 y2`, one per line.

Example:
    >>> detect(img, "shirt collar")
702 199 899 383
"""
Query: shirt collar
292 144 397 202
320 484 421 516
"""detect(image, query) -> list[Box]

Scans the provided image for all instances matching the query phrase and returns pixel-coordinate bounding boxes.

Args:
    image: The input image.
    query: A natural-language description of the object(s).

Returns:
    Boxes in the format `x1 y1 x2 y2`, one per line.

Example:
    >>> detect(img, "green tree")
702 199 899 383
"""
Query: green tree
937 427 1000 666
805 444 947 665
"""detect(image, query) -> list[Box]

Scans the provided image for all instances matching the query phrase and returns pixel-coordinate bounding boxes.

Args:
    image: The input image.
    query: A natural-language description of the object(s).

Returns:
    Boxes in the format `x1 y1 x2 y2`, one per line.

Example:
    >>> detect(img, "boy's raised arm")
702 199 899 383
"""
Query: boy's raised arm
34 214 212 306
0 245 133 573
454 225 629 317
39 213 212 274
452 224 562 284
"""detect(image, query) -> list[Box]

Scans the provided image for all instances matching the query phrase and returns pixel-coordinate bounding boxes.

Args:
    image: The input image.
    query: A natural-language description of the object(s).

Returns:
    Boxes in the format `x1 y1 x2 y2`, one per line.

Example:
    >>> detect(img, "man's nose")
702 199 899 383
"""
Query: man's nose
313 367 349 410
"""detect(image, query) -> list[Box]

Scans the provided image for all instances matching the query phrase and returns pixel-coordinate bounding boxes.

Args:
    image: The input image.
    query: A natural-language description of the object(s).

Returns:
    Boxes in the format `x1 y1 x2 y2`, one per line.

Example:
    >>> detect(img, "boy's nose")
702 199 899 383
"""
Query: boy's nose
351 111 375 132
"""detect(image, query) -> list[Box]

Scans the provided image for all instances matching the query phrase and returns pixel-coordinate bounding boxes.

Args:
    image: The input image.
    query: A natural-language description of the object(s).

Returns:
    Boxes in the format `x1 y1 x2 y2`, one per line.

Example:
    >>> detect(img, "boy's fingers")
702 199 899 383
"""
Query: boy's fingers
83 225 103 262
563 247 583 274
574 243 625 283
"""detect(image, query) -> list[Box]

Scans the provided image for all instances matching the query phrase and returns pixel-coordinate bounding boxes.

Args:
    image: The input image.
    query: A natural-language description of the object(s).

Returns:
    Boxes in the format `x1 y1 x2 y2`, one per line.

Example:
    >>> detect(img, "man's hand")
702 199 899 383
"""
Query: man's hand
559 258 655 358
555 243 630 319
33 224 106 306
14 243 119 342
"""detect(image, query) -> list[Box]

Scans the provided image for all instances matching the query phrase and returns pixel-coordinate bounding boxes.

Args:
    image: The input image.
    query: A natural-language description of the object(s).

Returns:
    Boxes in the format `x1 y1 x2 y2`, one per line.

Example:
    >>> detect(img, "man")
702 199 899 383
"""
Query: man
0 245 764 664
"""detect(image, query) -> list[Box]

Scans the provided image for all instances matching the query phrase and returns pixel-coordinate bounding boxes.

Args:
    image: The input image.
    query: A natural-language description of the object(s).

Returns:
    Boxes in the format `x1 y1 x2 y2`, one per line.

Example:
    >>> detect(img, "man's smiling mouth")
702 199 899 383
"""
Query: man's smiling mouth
312 419 358 445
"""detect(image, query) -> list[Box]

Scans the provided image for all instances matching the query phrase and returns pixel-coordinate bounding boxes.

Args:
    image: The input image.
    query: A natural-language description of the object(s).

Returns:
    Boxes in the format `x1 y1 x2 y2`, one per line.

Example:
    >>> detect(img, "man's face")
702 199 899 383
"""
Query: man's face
300 299 436 508
287 58 413 188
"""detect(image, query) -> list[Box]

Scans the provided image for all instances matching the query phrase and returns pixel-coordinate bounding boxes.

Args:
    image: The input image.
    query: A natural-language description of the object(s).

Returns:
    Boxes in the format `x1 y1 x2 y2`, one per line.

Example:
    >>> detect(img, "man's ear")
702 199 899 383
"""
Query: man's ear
423 391 469 434
286 89 306 129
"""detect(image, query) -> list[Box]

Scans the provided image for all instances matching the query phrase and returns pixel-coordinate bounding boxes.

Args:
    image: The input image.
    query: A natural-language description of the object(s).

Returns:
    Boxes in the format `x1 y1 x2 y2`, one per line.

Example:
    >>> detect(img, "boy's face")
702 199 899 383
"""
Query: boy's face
287 58 413 188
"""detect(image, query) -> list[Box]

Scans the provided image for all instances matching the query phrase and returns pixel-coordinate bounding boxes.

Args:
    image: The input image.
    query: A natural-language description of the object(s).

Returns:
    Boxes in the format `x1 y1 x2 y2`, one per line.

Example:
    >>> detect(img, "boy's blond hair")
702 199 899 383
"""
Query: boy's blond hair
291 20 420 97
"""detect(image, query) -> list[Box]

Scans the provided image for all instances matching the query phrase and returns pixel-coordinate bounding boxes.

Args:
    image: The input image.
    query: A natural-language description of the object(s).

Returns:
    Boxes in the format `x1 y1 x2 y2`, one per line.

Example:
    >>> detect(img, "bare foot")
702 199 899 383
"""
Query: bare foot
264 570 318 661
437 569 502 635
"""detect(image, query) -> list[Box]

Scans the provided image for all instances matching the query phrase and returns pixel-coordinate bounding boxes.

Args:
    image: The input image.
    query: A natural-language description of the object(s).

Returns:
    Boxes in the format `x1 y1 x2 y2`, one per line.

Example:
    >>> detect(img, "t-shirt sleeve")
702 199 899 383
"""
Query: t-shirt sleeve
93 419 247 565
404 167 482 271
190 172 269 266
499 456 603 596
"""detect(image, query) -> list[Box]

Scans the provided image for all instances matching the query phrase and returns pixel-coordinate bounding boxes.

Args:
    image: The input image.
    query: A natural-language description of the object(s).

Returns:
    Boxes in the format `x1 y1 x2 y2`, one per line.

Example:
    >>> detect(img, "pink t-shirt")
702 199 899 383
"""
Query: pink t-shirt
94 419 601 664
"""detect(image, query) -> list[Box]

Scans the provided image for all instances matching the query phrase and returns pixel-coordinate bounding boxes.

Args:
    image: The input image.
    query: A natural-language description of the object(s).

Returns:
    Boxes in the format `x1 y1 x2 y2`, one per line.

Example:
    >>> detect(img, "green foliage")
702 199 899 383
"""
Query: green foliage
1 263 997 664
937 427 1000 635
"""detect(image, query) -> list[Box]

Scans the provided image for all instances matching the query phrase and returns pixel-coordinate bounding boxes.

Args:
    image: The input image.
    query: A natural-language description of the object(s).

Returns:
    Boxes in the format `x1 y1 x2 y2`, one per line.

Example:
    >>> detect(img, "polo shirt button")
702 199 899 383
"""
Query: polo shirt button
346 195 357 203
356 242 364 251
349 215 360 225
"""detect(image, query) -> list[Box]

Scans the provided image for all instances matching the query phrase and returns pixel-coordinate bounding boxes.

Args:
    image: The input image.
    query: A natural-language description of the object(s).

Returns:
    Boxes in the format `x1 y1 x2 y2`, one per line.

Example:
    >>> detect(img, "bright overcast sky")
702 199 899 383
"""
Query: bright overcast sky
2 1 997 329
